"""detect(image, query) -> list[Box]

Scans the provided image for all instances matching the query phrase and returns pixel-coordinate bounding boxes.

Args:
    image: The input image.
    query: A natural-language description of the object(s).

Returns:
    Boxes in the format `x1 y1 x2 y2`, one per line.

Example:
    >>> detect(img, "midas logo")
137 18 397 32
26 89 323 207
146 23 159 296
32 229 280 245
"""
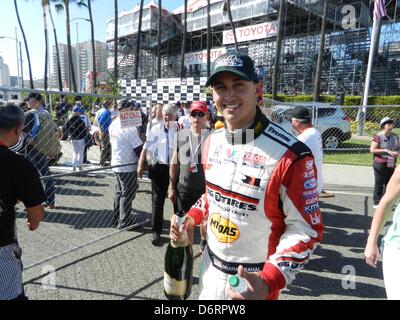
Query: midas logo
210 214 240 243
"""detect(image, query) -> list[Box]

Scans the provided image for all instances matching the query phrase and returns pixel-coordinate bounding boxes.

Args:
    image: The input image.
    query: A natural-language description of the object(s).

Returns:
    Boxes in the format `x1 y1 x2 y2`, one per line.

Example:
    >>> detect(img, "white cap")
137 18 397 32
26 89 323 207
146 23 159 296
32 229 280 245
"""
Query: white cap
380 117 394 128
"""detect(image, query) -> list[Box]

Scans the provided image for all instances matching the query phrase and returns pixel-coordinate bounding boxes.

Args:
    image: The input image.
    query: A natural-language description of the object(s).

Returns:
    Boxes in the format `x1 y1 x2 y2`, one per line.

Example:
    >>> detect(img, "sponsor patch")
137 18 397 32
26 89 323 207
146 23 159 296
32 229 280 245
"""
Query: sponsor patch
305 203 319 214
208 188 258 211
241 174 261 188
213 145 222 158
277 261 304 270
304 178 317 190
305 196 318 205
303 190 319 198
267 126 291 143
210 213 240 243
310 212 321 225
243 152 266 165
303 169 315 179
214 55 244 68
306 160 314 170
225 149 238 164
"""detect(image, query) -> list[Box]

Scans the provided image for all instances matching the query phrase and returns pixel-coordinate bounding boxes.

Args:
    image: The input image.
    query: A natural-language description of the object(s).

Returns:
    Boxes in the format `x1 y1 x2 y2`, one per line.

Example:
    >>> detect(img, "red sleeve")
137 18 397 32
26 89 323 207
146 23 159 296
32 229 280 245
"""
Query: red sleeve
261 152 324 296
187 192 209 226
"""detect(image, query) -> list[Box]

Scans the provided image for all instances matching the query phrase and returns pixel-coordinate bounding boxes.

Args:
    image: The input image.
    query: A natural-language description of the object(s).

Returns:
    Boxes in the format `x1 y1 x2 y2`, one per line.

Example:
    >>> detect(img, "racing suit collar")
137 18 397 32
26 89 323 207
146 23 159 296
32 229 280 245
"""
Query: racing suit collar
224 107 269 145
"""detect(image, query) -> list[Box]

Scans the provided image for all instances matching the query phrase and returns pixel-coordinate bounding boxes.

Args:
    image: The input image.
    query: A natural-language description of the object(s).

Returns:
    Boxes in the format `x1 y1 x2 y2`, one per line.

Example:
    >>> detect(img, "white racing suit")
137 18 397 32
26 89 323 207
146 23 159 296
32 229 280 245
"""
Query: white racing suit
187 108 324 300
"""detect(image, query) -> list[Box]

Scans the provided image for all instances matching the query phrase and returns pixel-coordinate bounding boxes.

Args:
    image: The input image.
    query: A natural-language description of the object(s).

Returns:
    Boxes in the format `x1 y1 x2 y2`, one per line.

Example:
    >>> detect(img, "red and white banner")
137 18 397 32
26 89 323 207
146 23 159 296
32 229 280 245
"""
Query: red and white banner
223 22 277 45
184 47 227 66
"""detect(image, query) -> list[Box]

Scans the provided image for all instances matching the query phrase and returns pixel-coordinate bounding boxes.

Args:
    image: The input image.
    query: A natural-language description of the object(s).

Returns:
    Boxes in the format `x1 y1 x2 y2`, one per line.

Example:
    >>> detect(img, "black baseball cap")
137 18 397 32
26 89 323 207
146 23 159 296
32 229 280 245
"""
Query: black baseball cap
117 99 131 110
27 92 43 102
206 52 259 87
291 106 311 121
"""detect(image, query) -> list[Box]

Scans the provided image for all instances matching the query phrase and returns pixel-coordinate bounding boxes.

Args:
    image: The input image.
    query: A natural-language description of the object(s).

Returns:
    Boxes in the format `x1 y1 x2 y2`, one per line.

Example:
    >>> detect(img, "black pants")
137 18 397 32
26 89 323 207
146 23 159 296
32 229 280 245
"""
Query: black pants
149 164 177 234
373 161 395 205
176 183 204 213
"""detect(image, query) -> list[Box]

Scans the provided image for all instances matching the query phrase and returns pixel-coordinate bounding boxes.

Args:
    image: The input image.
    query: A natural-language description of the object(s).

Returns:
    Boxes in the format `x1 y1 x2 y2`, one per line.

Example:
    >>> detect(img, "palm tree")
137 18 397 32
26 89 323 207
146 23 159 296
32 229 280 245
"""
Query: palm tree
157 0 162 78
134 0 145 79
77 0 97 93
180 0 188 78
53 0 78 92
47 1 63 91
223 0 238 51
41 0 49 90
113 0 118 80
14 0 34 89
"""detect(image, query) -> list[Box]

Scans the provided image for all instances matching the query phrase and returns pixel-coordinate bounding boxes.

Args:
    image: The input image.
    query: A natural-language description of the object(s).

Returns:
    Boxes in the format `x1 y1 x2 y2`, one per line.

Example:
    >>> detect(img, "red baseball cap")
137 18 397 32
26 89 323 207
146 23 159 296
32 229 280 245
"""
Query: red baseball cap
190 101 208 113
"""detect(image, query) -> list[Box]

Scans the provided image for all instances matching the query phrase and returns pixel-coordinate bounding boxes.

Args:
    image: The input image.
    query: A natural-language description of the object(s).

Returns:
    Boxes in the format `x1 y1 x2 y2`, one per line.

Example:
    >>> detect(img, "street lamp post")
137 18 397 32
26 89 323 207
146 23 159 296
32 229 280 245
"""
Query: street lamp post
71 17 90 92
0 30 22 87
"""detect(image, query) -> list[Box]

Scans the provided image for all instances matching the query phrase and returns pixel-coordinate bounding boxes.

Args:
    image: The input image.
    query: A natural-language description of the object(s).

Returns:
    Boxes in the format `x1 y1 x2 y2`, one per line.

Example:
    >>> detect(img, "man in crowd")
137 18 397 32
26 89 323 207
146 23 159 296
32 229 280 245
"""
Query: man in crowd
25 92 58 209
109 99 144 229
94 100 112 166
170 52 323 300
168 101 210 250
137 103 179 246
146 103 163 136
0 104 45 300
291 106 324 195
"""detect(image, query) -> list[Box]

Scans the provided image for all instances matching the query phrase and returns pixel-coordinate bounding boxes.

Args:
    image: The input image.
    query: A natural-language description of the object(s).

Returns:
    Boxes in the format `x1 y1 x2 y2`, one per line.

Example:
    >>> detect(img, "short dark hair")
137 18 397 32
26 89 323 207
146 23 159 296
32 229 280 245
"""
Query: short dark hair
0 103 25 133
27 92 43 102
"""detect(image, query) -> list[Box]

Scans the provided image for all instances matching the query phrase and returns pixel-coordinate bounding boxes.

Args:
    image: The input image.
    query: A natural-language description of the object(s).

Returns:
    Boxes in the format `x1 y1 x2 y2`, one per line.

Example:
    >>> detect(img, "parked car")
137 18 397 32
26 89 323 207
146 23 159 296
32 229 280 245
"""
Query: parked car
264 102 352 149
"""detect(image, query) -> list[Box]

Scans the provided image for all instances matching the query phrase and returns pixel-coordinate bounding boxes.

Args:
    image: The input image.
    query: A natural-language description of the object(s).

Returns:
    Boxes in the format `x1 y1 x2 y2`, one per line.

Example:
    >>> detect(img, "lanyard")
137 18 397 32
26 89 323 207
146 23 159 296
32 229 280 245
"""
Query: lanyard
188 130 206 164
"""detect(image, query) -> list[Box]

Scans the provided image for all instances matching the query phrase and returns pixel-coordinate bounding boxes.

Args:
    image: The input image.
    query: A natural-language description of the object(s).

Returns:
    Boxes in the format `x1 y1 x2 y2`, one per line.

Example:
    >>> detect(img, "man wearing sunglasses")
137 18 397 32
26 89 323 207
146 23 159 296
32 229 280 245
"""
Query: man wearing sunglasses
168 101 210 250
170 52 323 300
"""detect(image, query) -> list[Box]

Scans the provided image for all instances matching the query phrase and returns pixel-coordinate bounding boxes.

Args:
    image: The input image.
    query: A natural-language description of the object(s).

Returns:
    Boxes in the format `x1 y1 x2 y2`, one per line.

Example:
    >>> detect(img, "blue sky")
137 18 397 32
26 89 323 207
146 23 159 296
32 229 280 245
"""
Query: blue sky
0 0 183 80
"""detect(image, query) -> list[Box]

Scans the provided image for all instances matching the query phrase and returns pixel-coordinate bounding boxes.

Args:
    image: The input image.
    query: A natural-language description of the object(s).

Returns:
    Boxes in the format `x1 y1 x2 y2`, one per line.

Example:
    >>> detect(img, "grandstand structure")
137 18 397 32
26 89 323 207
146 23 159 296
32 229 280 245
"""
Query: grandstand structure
105 0 400 96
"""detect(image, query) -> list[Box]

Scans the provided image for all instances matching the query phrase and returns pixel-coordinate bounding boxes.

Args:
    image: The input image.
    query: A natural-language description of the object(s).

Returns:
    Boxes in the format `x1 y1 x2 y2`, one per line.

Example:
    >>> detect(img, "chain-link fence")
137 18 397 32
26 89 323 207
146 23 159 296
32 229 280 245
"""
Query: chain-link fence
2 85 399 298
0 87 157 272
263 98 400 188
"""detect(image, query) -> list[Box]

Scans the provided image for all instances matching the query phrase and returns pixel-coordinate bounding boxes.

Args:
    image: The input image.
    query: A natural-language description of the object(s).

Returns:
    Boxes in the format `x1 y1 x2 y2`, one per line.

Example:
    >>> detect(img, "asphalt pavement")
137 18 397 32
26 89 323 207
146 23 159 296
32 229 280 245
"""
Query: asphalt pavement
19 142 386 300
21 185 386 300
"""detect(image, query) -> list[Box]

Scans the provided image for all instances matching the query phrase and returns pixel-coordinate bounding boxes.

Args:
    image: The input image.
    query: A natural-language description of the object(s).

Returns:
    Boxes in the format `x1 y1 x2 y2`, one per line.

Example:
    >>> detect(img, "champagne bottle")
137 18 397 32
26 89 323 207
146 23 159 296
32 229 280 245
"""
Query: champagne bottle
164 210 194 300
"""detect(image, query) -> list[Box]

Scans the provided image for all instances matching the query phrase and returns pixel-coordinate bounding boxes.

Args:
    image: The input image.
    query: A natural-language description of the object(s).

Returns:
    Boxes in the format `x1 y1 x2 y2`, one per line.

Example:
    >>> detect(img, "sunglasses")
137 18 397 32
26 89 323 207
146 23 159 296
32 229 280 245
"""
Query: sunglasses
190 111 205 118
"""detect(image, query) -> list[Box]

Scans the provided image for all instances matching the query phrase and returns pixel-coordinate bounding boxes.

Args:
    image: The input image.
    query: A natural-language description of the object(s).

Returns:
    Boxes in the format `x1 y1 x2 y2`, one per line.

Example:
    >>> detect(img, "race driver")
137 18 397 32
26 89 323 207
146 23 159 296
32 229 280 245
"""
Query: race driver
170 52 324 300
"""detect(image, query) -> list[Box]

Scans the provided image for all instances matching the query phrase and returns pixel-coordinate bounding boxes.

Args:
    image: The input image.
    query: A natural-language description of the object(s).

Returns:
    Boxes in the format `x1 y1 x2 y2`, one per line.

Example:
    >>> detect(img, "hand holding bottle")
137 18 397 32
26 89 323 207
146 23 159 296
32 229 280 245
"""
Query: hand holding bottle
170 213 195 243
227 265 270 300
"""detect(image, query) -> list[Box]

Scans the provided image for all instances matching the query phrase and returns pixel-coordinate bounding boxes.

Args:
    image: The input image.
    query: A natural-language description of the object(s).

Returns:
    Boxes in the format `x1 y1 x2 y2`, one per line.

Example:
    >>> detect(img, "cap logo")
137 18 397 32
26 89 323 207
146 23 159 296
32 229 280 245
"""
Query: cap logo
215 55 244 69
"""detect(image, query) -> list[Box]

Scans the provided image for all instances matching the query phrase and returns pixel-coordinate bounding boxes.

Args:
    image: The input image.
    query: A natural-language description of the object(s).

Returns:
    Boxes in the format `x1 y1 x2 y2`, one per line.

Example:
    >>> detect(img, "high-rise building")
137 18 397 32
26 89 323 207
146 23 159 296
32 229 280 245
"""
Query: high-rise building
51 41 107 92
0 56 11 86
75 40 108 92
51 43 76 91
